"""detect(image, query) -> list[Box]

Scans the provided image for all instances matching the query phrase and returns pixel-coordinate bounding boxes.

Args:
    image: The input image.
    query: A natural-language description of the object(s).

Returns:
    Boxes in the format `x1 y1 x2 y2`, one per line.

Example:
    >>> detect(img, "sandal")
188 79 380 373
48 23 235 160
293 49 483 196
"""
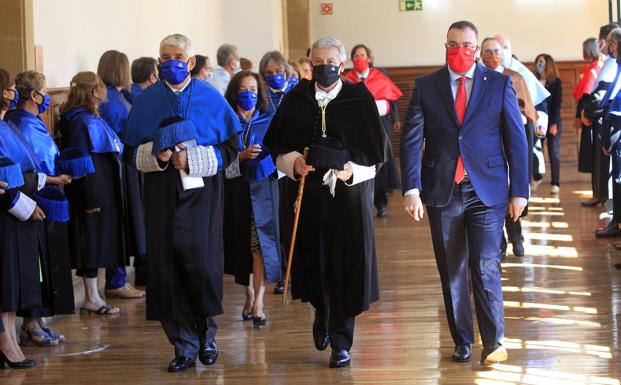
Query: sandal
80 304 120 315
41 327 66 343
19 327 59 347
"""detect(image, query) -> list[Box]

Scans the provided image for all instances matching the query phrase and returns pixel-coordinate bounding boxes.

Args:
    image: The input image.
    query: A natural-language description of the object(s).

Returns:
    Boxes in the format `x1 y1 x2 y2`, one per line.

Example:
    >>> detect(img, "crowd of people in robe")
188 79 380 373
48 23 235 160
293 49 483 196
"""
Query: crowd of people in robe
0 18 617 372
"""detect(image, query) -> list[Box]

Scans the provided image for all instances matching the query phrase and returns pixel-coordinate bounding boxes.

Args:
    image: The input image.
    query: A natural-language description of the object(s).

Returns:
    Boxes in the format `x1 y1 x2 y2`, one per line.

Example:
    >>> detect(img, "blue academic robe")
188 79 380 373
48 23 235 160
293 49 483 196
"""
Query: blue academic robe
124 78 241 323
0 120 43 314
59 108 127 271
129 84 145 104
266 81 296 114
223 109 281 286
99 85 132 138
3 112 75 316
5 108 59 176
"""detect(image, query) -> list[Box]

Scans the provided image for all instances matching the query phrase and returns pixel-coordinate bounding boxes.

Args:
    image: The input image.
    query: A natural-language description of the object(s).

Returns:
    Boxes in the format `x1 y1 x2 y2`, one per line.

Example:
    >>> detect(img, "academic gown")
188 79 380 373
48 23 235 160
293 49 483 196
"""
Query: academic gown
223 109 281 286
59 108 127 271
124 79 240 323
264 79 387 317
100 85 147 263
0 120 43 314
5 109 74 316
345 67 402 191
575 60 603 173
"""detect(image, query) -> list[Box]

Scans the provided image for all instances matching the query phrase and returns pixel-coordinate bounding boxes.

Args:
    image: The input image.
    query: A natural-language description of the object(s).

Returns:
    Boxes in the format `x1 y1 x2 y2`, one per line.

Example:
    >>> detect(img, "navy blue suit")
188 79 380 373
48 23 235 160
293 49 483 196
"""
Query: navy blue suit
400 64 529 348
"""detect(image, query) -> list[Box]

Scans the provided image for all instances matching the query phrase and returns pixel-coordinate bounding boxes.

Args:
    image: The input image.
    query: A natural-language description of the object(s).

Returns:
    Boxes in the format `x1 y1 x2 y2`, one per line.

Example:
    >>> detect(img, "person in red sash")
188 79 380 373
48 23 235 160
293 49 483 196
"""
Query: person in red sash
345 45 402 217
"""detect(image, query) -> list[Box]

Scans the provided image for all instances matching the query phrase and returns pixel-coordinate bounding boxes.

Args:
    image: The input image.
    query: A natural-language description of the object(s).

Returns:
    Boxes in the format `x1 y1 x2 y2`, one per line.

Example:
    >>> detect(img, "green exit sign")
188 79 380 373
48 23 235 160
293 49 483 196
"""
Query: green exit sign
399 0 422 11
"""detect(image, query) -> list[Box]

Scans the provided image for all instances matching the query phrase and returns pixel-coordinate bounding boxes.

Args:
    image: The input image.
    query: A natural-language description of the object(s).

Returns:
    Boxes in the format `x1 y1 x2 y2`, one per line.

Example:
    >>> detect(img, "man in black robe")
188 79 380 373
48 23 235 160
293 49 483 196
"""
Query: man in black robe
264 37 387 368
124 34 240 372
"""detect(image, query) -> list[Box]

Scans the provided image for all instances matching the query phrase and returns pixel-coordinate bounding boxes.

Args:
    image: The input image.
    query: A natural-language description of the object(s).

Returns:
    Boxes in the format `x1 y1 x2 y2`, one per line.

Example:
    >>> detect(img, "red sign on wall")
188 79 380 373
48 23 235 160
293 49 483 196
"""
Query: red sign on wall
321 3 333 15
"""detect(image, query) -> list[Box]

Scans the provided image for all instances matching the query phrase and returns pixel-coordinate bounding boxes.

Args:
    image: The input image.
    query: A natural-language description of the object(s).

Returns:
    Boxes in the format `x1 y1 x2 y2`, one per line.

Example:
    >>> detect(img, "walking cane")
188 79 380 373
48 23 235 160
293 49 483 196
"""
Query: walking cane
282 148 309 304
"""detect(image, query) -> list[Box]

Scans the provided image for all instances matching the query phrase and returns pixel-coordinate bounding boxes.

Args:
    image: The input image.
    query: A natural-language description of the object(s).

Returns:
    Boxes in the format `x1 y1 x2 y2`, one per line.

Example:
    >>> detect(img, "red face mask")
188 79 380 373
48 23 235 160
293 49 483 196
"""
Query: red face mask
446 46 476 74
353 57 369 73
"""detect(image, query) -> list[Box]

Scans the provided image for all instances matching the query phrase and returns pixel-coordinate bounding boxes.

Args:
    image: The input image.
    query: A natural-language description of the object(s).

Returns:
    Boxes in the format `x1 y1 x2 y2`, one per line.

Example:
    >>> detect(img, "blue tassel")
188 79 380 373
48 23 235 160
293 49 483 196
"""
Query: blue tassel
152 119 198 155
56 148 95 177
0 156 25 189
33 187 70 222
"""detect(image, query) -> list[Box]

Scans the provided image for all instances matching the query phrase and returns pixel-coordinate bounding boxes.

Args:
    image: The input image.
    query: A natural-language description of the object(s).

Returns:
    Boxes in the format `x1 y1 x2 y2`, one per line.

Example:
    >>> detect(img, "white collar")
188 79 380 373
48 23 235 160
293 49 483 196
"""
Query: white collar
315 80 343 107
357 68 370 79
448 63 477 82
269 81 289 93
166 77 192 94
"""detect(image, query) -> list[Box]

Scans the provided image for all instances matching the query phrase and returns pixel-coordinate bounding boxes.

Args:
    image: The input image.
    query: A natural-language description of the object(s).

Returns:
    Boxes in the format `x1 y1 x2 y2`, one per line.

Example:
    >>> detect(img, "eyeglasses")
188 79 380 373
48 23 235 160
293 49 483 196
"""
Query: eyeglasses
447 42 477 50
482 48 502 56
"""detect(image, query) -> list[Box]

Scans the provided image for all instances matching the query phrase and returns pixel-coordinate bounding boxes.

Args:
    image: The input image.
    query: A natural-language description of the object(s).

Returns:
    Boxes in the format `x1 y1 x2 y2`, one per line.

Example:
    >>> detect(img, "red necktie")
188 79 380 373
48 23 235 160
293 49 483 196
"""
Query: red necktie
454 76 467 184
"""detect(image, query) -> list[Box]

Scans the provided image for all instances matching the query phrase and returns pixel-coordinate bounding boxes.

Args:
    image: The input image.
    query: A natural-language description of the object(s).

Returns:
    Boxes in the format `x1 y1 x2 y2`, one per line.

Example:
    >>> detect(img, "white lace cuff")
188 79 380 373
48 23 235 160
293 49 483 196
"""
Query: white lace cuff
136 142 168 172
187 145 219 177
344 161 376 186
225 154 242 179
37 173 47 190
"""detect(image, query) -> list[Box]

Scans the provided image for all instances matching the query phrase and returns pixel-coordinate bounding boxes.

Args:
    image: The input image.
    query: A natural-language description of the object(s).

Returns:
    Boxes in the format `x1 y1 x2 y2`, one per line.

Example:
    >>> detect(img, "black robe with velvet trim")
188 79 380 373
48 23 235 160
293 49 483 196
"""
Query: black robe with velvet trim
263 79 387 317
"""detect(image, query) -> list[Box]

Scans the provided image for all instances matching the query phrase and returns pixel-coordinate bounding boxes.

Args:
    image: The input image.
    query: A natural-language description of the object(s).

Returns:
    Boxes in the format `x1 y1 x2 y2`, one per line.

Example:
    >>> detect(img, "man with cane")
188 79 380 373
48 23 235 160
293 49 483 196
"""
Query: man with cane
264 37 387 368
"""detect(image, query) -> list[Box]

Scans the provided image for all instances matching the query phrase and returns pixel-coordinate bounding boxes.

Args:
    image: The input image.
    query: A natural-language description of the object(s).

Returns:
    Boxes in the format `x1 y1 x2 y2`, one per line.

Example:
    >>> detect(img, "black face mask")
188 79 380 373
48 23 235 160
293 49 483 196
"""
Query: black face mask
312 64 340 87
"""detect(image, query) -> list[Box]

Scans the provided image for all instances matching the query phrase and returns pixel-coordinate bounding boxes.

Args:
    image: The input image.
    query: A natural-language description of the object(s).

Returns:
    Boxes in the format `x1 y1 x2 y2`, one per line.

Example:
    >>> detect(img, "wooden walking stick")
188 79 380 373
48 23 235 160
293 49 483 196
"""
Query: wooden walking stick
282 148 309 304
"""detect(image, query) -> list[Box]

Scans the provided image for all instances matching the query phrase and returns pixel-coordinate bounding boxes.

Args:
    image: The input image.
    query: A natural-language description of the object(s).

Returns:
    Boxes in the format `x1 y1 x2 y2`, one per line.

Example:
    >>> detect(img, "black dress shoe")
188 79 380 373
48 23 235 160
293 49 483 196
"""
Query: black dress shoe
581 198 602 207
329 349 351 368
377 206 388 218
242 311 253 321
480 345 508 366
198 341 218 366
253 316 267 329
451 344 471 362
0 350 37 369
614 263 621 269
512 242 525 257
167 356 195 372
312 311 329 351
273 281 285 295
595 224 621 238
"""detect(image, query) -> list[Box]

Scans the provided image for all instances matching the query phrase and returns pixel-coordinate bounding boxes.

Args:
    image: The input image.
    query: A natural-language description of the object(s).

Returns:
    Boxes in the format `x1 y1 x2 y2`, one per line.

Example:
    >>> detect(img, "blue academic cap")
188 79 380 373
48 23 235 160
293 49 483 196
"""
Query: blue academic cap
0 156 25 190
33 187 70 222
151 118 198 155
56 148 95 177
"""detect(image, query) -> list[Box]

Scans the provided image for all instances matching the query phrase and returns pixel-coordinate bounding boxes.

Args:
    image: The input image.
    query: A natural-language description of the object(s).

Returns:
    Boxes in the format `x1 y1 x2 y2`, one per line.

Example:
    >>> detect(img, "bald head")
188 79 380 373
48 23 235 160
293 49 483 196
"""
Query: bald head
494 35 511 51
494 34 514 68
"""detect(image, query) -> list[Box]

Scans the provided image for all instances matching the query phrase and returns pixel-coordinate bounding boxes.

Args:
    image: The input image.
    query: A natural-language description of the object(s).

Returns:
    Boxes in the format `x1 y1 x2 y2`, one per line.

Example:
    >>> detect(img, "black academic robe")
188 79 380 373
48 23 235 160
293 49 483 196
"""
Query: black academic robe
59 113 127 271
0 172 43 313
264 79 387 317
135 142 237 323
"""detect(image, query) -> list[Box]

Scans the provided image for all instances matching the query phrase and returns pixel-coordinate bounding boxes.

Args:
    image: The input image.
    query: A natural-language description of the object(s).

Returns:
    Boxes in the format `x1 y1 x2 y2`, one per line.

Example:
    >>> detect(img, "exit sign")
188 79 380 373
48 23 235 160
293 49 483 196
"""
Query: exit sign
399 0 422 11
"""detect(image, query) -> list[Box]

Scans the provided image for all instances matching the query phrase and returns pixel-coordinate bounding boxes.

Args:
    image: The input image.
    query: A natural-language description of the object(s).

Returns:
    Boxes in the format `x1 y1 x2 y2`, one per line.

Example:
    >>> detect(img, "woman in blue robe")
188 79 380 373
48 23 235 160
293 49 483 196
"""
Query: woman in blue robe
259 51 298 295
5 70 75 346
97 50 147 296
59 71 127 316
223 71 281 329
0 68 41 369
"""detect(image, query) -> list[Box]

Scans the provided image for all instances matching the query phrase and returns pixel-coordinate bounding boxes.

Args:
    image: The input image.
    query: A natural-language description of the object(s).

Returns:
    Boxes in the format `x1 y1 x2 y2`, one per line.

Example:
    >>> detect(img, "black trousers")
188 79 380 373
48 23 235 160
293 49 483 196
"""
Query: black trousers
427 180 506 347
314 288 356 351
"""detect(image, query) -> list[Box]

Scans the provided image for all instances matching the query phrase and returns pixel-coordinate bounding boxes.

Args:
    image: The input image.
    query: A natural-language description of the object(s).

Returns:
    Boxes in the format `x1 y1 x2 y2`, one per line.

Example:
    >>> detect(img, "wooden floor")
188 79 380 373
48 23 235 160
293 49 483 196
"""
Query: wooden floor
3 162 621 384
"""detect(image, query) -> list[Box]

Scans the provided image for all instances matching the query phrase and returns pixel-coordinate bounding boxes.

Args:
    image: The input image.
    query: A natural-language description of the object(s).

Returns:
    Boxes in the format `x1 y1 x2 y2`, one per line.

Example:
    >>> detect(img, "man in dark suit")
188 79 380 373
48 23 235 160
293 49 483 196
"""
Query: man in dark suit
400 21 529 366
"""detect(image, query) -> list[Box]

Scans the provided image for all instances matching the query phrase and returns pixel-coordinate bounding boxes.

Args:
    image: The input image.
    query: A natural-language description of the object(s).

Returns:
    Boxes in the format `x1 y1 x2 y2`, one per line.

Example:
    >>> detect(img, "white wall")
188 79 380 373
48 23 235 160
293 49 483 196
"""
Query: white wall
33 0 283 88
310 0 609 67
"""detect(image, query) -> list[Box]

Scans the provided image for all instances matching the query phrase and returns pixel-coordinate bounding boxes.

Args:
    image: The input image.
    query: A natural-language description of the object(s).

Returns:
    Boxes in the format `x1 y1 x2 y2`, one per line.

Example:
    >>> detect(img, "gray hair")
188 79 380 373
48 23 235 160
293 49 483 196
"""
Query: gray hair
160 34 194 57
259 50 290 78
217 44 239 67
311 37 347 62
582 37 600 61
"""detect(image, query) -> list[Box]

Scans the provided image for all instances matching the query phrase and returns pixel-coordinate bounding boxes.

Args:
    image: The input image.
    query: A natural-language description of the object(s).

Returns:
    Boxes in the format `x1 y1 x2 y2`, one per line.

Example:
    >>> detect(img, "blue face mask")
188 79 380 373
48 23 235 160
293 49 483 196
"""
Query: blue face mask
535 62 546 74
266 73 286 90
160 59 190 85
8 89 19 110
237 90 258 111
36 91 50 114
288 75 299 88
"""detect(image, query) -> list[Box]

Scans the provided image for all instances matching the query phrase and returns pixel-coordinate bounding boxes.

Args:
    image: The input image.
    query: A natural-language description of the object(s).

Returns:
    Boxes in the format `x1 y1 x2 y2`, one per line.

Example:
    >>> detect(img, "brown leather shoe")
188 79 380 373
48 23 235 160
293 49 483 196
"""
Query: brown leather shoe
105 283 145 299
